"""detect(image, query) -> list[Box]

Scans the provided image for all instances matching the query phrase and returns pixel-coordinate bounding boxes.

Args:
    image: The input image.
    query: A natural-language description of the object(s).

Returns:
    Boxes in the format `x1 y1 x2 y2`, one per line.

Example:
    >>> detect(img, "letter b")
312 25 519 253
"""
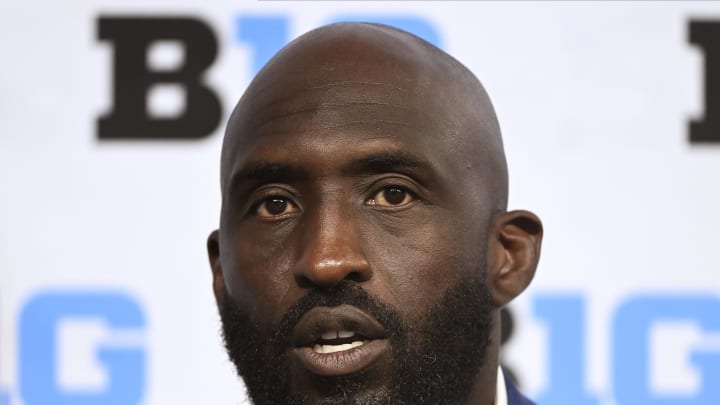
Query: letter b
97 17 221 140
689 21 720 143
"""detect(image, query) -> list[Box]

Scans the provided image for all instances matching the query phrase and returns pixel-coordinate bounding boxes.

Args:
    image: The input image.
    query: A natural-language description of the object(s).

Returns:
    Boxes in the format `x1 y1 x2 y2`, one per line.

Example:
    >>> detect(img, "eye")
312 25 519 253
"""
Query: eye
255 196 299 218
367 186 415 207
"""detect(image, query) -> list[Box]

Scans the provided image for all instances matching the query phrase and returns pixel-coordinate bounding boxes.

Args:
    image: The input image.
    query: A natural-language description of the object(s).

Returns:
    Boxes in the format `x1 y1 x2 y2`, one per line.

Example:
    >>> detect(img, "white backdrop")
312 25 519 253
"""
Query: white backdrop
2 2 720 405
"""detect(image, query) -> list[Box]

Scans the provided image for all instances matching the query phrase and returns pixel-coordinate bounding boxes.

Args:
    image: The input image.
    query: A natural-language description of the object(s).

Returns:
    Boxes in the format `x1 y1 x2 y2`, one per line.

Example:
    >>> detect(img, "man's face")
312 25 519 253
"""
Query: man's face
212 31 508 404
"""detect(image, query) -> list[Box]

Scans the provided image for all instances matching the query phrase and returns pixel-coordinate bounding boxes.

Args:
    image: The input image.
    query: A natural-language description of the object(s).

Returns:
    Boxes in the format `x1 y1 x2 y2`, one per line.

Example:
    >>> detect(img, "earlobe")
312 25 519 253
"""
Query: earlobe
487 210 543 307
207 230 225 308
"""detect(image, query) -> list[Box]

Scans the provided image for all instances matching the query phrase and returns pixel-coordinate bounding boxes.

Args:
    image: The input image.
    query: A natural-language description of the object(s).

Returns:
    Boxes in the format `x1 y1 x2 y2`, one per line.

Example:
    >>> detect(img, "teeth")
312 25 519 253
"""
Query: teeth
338 330 354 338
320 329 355 340
312 340 364 354
321 331 337 340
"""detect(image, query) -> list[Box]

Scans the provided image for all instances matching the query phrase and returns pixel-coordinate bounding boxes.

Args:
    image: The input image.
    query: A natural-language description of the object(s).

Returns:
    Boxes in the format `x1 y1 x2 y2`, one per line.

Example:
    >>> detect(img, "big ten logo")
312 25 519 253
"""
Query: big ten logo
689 20 720 143
1 291 145 405
1 292 717 404
533 294 720 405
96 15 440 141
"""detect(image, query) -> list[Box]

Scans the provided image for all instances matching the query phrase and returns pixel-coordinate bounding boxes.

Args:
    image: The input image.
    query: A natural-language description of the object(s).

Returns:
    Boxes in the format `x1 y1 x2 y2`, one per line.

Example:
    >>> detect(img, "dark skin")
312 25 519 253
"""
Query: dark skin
208 23 543 404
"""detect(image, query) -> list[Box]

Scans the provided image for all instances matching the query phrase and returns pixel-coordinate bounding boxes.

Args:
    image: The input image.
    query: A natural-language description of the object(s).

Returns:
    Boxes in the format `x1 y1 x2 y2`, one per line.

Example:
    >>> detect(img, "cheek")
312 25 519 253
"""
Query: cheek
361 208 485 315
222 222 297 324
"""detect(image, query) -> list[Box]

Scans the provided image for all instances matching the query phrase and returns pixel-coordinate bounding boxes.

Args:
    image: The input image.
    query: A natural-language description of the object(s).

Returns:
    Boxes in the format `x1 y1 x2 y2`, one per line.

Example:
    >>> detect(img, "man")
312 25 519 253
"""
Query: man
207 22 542 405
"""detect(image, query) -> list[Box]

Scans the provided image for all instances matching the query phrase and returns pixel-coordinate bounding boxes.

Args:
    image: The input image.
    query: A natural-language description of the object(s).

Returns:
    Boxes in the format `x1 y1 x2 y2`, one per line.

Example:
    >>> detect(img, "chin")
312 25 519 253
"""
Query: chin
286 353 397 405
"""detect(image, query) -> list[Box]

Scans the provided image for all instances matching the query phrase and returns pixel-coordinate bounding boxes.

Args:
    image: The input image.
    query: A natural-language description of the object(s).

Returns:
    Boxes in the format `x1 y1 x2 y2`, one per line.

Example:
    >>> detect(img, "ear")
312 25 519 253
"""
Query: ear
487 210 543 307
207 230 225 308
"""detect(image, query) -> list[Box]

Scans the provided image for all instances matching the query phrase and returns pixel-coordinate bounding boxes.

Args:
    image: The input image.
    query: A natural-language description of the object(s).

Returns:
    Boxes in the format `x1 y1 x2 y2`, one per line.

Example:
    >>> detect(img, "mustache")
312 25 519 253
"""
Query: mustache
269 281 405 349
219 278 494 404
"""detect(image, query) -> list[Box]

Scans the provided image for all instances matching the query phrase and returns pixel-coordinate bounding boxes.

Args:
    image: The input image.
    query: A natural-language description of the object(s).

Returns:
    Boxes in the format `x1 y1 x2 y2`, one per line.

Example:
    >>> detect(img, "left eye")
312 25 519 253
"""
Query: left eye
255 196 298 218
367 186 414 207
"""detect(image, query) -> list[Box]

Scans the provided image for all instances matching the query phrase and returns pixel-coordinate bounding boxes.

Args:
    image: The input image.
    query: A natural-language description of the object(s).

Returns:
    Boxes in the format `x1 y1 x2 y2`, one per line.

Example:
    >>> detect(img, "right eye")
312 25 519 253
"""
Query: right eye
255 196 298 218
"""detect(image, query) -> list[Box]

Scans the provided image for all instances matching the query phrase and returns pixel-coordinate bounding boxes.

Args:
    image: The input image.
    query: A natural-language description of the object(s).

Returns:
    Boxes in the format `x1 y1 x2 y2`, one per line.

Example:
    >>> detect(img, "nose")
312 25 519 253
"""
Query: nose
294 206 372 288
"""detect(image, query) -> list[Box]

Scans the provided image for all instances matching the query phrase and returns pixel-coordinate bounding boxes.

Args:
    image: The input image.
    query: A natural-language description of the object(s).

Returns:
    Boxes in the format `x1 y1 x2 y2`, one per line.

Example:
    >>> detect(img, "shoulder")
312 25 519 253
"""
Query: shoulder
503 369 537 405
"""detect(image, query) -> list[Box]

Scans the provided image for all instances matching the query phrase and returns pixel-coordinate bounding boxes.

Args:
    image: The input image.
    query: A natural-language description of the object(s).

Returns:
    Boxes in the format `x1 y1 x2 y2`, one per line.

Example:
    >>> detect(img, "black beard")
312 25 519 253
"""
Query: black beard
219 279 493 405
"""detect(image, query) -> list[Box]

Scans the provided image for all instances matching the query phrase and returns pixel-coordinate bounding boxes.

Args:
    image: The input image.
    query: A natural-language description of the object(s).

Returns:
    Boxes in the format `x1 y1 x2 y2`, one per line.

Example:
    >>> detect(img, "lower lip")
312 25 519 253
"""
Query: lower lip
293 339 390 377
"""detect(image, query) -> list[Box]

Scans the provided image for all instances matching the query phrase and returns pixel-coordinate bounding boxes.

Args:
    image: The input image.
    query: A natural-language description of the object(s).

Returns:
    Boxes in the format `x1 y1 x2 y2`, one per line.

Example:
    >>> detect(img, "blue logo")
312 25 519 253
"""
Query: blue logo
18 291 145 405
534 294 720 404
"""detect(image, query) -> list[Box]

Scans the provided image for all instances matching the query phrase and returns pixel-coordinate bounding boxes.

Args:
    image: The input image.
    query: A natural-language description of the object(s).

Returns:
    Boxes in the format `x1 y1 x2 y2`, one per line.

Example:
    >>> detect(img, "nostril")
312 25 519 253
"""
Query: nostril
295 274 315 289
346 270 370 283
294 269 370 288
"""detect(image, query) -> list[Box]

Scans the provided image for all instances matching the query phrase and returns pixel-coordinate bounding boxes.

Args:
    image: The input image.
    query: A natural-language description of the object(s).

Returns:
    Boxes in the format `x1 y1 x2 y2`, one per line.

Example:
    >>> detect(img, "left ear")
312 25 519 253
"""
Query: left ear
487 210 543 307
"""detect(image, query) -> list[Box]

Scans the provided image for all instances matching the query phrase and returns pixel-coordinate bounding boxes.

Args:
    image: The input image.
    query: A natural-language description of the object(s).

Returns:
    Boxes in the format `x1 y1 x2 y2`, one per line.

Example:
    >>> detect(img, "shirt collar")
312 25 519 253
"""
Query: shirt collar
495 366 508 405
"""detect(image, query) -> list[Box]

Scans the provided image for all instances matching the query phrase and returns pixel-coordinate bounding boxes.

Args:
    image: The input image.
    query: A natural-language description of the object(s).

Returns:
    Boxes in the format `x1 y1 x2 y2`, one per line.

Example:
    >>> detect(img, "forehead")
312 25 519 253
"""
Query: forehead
223 43 469 182
224 79 463 193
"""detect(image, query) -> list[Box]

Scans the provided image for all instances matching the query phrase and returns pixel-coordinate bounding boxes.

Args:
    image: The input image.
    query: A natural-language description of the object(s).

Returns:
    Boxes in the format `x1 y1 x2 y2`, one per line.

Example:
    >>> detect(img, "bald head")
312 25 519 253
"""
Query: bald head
221 22 508 211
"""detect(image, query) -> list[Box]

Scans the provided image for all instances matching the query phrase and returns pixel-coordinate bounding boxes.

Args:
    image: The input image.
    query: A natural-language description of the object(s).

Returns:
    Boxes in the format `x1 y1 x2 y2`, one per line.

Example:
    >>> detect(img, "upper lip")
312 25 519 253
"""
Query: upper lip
291 305 387 347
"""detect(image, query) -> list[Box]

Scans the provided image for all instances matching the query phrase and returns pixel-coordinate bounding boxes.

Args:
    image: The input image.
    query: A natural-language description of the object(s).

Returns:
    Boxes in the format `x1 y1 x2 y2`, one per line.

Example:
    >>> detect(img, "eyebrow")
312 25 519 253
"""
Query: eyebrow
342 151 429 176
230 161 311 187
227 150 430 196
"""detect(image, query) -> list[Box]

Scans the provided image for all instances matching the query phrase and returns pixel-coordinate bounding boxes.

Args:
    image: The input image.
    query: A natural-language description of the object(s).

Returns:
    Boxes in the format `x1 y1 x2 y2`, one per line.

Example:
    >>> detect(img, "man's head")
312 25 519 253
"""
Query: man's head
207 23 542 404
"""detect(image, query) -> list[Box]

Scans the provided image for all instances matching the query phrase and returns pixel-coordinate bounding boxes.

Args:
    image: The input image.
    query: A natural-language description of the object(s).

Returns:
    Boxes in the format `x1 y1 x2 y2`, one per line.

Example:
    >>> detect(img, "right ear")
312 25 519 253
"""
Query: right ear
207 230 225 308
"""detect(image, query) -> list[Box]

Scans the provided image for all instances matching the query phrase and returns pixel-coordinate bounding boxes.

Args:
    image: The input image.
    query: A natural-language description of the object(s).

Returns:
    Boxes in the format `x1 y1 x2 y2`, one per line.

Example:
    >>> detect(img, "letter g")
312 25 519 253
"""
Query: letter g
19 291 145 405
613 295 720 405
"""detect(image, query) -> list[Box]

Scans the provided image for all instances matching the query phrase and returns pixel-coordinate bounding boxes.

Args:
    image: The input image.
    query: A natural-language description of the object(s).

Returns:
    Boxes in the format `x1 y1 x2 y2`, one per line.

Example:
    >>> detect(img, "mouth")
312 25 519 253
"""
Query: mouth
291 305 391 377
